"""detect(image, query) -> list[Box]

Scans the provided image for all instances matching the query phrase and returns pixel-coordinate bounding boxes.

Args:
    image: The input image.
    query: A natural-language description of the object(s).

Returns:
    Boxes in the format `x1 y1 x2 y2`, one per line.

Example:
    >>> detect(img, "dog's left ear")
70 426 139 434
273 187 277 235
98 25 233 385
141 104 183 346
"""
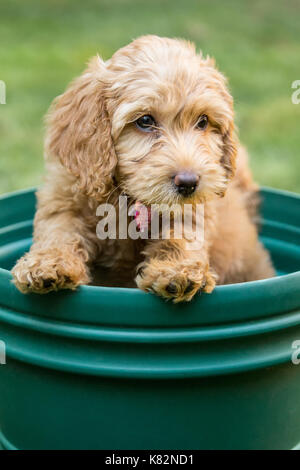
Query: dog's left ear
45 56 117 201
221 121 238 180
201 56 238 181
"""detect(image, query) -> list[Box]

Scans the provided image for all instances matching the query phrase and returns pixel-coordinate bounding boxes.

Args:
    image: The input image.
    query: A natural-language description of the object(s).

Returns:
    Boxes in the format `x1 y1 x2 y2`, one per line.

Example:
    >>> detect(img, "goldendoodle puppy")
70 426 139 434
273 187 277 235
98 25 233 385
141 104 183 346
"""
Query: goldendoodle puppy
12 35 275 302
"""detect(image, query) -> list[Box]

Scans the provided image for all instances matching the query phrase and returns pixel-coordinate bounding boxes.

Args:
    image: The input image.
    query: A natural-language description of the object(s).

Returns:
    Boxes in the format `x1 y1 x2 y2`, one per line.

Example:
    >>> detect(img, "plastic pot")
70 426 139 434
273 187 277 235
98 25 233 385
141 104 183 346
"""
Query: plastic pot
0 187 299 450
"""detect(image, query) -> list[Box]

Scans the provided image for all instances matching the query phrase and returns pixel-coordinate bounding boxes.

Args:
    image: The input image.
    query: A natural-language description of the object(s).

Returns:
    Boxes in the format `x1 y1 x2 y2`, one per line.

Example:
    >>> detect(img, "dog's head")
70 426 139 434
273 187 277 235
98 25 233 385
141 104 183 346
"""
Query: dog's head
46 35 237 204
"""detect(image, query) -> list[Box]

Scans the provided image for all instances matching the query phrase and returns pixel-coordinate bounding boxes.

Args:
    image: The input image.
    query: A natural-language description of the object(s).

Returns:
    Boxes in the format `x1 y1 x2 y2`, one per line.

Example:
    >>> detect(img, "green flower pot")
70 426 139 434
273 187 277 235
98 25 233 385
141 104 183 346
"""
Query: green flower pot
0 187 299 450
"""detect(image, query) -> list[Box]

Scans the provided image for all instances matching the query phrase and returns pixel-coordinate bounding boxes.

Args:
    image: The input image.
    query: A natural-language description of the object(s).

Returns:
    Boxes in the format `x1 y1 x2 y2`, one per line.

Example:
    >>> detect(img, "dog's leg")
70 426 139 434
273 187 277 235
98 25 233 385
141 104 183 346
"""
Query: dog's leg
12 188 97 294
135 238 217 302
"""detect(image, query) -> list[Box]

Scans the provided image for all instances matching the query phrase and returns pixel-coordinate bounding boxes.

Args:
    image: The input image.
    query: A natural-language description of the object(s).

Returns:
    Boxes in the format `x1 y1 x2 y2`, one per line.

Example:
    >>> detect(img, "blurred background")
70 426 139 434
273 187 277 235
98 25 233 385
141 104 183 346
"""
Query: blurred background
0 0 299 194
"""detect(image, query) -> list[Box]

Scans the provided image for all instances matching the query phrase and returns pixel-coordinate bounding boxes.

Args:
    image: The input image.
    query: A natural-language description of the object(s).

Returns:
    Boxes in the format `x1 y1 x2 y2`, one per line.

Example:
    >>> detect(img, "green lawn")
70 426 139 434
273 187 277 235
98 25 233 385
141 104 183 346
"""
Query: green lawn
0 0 299 194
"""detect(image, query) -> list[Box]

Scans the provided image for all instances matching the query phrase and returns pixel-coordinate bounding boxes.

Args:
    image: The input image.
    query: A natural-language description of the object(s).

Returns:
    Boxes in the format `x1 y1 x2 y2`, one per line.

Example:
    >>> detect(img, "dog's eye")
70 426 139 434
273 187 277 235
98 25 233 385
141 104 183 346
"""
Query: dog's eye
196 114 209 130
135 115 156 132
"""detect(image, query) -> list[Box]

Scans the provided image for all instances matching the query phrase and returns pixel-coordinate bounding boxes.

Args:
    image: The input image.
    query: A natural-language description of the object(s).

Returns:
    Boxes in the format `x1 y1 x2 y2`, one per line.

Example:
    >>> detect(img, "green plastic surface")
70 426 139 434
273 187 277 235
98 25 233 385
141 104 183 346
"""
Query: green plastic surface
0 187 299 449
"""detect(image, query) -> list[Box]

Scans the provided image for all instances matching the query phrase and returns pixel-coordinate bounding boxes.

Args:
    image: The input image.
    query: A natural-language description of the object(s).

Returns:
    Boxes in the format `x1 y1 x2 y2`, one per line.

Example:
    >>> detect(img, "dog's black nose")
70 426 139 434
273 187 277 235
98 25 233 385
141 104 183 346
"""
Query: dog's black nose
174 172 199 197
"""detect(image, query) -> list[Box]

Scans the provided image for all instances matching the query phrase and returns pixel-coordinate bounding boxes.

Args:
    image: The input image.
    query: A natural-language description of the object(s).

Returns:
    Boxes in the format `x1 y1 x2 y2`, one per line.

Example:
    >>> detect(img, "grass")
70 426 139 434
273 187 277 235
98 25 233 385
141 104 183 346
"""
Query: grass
0 0 299 194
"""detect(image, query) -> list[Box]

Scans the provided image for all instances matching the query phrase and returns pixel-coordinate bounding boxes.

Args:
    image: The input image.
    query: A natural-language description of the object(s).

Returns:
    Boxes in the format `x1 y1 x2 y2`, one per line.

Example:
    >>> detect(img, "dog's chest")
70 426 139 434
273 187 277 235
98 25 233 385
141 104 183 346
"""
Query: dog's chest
95 237 145 271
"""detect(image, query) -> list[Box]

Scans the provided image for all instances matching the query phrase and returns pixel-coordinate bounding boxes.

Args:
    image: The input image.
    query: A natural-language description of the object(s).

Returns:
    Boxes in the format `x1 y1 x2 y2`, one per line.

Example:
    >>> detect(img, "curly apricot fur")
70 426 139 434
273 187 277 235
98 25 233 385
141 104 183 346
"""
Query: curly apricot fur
12 36 275 301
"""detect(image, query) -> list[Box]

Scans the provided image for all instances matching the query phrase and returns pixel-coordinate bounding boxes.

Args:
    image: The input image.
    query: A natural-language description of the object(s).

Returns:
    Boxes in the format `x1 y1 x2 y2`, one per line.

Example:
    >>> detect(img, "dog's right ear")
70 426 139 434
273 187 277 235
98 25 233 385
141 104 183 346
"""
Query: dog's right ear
45 56 117 200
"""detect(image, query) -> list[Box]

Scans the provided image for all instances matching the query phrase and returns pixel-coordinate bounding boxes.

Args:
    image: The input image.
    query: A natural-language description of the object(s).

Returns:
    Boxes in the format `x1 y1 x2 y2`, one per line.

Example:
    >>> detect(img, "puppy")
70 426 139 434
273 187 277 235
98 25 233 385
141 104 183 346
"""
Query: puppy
12 35 275 302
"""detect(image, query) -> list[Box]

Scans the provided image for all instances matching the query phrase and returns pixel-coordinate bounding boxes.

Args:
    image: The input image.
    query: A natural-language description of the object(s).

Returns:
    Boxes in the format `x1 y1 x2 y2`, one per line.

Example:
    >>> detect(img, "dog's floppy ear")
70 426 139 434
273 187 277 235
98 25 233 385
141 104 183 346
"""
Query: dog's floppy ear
221 121 238 180
201 56 238 182
45 56 116 200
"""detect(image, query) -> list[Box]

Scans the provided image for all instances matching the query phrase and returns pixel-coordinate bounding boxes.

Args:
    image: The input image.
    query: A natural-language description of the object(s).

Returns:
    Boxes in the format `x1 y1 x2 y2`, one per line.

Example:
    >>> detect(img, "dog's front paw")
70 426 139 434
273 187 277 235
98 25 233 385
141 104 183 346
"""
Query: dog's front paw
135 259 216 302
12 247 90 294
